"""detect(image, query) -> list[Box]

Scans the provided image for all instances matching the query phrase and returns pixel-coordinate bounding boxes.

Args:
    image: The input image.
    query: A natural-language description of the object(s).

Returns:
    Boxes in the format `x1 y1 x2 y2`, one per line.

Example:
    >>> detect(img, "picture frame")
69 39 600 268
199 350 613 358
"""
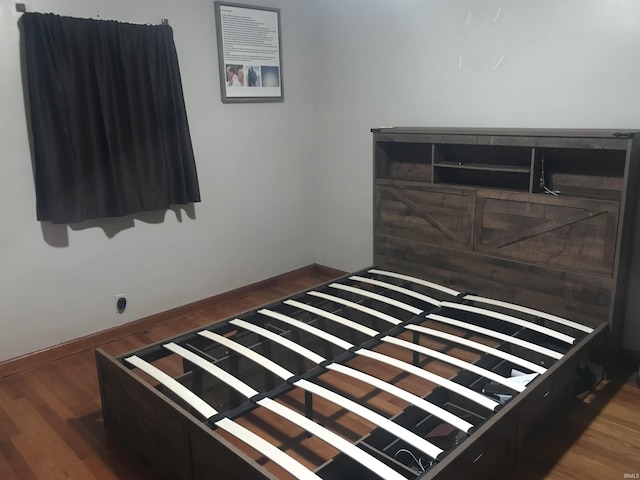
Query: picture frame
214 1 284 103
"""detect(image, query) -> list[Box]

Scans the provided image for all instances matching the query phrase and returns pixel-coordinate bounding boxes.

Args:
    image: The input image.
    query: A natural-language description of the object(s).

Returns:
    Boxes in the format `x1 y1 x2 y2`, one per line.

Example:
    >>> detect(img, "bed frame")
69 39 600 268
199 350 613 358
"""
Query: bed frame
96 267 608 480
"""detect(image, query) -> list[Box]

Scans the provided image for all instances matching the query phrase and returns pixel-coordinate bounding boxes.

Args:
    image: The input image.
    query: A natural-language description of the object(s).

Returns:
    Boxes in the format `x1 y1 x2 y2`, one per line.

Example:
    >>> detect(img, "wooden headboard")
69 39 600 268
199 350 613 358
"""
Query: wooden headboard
372 127 640 353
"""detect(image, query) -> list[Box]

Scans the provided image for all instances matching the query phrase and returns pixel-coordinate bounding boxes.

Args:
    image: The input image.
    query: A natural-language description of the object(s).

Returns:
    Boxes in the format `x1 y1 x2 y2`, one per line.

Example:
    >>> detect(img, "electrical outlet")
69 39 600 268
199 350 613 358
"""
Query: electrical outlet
115 294 127 313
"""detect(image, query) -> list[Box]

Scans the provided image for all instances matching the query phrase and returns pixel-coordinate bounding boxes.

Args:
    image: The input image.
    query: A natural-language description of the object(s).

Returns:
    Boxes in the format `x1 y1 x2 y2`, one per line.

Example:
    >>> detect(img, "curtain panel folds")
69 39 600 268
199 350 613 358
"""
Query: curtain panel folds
21 13 201 224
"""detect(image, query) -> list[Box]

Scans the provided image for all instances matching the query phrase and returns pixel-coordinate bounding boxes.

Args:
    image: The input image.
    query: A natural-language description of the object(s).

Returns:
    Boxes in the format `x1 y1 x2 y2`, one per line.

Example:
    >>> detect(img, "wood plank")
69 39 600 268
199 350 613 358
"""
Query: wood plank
0 438 38 480
0 390 97 480
475 196 618 275
376 185 474 249
374 234 612 327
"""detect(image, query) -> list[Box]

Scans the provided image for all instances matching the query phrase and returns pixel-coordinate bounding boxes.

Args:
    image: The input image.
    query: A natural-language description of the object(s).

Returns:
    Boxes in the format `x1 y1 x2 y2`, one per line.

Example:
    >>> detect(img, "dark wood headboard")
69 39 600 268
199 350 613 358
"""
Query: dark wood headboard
372 127 640 353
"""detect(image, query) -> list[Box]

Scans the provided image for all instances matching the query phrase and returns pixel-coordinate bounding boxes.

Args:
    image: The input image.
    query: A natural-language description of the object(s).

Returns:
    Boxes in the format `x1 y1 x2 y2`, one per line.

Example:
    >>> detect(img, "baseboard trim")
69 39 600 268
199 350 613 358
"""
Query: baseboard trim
0 263 346 378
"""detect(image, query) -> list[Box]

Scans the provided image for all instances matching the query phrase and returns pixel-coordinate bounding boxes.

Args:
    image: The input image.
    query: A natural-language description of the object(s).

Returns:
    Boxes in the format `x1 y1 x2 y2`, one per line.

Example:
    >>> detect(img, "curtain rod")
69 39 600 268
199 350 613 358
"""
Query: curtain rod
15 4 169 25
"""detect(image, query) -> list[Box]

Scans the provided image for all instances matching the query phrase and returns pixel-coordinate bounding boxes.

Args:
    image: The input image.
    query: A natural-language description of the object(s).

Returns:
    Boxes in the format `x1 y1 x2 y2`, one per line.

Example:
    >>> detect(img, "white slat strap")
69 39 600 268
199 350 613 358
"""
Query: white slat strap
463 294 593 334
229 319 326 364
230 319 445 458
368 269 460 297
349 275 441 307
163 343 259 398
440 301 575 345
162 343 403 480
257 310 474 433
329 283 424 315
197 329 294 380
427 313 563 360
257 302 498 409
327 363 474 434
258 398 407 480
356 349 500 411
286 298 382 333
294 379 443 460
129 351 322 480
382 336 528 393
302 292 402 327
258 309 354 351
215 418 323 480
125 355 218 419
307 288 555 371
405 324 547 375
202 322 443 459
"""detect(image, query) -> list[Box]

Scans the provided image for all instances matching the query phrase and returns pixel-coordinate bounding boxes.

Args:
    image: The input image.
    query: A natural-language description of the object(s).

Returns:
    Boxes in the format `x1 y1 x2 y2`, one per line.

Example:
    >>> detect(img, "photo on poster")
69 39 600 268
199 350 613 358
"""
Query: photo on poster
246 66 260 87
260 66 280 88
225 64 244 87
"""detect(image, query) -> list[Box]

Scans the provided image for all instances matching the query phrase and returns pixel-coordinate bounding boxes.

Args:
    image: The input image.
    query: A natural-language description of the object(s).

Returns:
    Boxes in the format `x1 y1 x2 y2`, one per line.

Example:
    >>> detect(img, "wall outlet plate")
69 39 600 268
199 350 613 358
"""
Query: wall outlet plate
115 294 127 313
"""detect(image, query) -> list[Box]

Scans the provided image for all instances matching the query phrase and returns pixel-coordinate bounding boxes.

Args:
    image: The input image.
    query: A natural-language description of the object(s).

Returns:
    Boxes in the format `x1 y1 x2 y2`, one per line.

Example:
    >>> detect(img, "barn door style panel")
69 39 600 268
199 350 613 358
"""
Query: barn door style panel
372 128 640 351
375 182 474 251
474 191 619 276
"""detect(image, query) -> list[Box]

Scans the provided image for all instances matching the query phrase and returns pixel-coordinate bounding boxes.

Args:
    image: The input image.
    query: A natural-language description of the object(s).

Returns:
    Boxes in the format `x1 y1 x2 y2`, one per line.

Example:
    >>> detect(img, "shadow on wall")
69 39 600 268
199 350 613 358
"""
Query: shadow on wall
40 204 197 247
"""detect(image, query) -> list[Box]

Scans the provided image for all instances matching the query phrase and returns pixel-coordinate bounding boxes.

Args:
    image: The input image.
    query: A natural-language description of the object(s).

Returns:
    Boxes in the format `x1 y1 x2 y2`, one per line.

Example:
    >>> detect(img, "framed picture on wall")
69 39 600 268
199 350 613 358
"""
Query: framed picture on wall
214 1 284 103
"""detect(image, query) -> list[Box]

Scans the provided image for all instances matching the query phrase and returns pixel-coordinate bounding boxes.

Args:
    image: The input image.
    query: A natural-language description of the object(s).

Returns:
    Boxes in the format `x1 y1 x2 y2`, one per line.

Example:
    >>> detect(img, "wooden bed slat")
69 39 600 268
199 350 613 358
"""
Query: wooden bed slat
163 343 405 480
197 330 294 380
282 299 501 409
124 355 217 418
382 336 529 393
462 294 594 333
356 349 500 411
226 315 498 411
405 324 547 374
258 398 408 480
259 310 475 433
229 319 326 364
304 292 551 375
327 363 474 433
126 353 323 480
440 302 575 344
272 298 526 393
258 309 354 350
328 283 424 315
202 321 444 460
163 342 259 398
301 292 402 326
427 313 564 360
288 295 522 403
303 290 547 375
215 417 323 480
295 379 444 459
349 275 441 307
190 330 428 474
285 298 382 334
368 268 461 297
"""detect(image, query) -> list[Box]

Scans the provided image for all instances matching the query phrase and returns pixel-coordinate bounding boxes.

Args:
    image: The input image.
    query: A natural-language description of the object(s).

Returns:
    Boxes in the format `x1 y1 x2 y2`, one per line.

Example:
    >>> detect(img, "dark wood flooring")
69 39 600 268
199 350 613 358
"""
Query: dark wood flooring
0 266 638 479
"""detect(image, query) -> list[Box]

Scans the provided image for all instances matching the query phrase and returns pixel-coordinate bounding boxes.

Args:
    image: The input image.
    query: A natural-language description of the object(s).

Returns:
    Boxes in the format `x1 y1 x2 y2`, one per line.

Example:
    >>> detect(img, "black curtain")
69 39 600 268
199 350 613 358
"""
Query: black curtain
21 13 201 224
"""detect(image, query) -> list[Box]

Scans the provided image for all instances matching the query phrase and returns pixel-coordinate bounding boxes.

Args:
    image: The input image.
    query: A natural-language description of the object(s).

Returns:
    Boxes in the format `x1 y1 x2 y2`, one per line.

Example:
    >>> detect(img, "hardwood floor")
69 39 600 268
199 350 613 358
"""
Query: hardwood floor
507 368 640 480
0 266 341 480
0 265 638 479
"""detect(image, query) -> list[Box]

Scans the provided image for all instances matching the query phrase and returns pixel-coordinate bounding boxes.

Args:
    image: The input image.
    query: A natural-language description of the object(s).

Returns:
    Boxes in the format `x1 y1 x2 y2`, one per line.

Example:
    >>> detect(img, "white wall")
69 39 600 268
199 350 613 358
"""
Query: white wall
309 0 640 351
0 0 316 362
2 0 640 363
